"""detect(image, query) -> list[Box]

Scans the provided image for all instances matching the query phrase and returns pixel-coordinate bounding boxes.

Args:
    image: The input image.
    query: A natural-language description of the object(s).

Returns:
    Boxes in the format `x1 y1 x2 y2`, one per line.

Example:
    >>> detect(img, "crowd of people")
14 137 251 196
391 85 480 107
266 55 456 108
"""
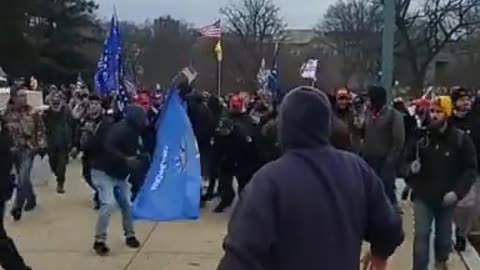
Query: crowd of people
0 78 479 270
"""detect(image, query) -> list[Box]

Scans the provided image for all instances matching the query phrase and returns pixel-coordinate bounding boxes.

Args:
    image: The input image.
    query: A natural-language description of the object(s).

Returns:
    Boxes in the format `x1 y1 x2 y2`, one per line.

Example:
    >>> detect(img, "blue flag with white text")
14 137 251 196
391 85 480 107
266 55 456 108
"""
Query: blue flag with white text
94 14 122 96
132 89 201 221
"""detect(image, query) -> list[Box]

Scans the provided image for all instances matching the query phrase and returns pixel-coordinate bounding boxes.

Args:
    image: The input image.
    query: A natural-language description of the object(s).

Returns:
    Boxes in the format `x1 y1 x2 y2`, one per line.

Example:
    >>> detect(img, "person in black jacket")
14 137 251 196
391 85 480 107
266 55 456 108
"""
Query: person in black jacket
404 96 477 270
0 119 32 270
91 105 147 256
43 90 74 194
449 87 480 251
72 95 112 209
202 95 225 202
213 95 263 213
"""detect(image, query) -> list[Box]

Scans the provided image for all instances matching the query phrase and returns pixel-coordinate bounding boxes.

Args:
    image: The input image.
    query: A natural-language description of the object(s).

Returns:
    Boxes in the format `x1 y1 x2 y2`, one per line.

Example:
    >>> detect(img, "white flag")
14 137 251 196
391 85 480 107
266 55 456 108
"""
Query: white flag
257 58 268 90
181 66 198 84
300 59 318 81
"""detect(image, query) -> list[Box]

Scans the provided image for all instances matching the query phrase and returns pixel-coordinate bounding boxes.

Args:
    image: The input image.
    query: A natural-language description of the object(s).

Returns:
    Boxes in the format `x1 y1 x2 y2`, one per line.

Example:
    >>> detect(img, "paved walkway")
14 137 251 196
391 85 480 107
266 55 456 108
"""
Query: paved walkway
4 160 469 270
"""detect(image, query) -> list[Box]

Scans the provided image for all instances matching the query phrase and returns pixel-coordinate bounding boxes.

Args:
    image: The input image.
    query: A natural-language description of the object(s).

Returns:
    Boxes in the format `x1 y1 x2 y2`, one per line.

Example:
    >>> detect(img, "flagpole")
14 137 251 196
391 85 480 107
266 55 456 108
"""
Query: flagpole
217 58 222 96
216 38 222 96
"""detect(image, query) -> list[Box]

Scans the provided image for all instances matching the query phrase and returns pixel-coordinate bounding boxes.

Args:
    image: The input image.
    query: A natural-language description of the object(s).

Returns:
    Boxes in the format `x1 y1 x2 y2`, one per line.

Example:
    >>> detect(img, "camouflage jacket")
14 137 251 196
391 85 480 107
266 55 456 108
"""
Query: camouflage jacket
3 105 47 150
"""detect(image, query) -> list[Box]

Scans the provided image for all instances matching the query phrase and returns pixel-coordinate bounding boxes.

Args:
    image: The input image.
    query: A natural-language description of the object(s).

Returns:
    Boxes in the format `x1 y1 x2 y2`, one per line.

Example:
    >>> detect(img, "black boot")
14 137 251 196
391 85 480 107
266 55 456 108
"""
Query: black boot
93 241 110 256
213 201 231 213
24 196 37 212
11 208 22 222
202 178 216 201
455 234 467 252
0 238 31 270
56 182 65 194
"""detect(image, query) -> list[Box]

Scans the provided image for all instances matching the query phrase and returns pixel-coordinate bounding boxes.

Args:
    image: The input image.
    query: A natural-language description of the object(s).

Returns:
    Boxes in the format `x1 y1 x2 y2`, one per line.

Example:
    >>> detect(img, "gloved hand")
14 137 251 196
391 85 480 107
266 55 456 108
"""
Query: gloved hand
442 191 458 207
125 156 142 170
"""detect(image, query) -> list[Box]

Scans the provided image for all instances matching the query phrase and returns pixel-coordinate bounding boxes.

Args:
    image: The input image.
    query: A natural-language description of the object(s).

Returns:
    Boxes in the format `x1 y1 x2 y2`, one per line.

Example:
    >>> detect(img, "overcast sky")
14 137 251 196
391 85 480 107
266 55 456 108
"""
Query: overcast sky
96 0 336 29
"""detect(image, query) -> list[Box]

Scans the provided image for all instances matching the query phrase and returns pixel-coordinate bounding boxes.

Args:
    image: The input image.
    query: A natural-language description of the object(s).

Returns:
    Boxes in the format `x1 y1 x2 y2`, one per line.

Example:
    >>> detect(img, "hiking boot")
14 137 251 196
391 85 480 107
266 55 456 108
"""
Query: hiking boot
213 202 231 213
56 184 65 194
11 208 22 222
24 197 37 212
93 242 110 256
125 237 140 249
455 235 467 252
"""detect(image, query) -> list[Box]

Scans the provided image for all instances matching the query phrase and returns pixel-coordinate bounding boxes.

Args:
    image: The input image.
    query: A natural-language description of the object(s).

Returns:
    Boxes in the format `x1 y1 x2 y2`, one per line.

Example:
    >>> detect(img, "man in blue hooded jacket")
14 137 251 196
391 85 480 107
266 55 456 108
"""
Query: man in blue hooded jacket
217 86 404 270
90 105 148 256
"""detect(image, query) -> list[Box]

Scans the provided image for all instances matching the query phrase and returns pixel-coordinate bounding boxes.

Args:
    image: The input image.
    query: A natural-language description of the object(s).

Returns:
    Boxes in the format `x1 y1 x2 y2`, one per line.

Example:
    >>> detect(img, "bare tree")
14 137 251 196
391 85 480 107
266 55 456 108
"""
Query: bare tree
388 0 480 91
316 0 383 86
133 16 197 87
220 0 286 89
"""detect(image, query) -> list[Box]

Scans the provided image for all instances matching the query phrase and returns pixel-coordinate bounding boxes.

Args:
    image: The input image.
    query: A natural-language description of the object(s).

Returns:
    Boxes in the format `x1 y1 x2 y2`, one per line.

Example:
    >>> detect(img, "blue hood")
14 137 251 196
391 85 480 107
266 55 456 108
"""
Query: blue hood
278 86 332 151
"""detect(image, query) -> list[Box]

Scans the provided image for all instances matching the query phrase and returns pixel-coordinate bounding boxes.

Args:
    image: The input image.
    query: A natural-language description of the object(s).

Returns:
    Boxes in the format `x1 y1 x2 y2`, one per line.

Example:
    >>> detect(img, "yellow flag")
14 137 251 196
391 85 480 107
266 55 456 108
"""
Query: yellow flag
214 39 223 62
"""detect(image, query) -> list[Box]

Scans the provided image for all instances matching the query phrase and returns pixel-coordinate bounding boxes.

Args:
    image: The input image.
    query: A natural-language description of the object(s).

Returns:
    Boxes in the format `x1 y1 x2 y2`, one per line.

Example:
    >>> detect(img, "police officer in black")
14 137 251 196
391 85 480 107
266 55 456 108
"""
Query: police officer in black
213 95 263 213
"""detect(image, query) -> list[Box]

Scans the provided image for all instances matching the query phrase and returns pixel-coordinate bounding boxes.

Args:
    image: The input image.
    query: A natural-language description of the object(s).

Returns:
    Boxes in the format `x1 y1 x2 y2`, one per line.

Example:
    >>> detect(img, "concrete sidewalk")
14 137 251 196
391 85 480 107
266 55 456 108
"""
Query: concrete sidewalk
4 160 468 270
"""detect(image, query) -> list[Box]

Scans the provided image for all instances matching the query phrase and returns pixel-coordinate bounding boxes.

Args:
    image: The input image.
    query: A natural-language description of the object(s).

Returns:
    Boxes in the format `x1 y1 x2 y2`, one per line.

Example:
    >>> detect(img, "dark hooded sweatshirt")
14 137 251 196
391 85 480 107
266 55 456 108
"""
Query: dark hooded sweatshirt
217 87 404 270
92 105 147 180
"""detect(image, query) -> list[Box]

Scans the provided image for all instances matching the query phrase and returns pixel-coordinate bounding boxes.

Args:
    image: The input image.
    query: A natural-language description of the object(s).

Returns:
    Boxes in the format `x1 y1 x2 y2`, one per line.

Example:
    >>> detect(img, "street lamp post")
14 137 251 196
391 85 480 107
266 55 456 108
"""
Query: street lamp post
381 0 395 101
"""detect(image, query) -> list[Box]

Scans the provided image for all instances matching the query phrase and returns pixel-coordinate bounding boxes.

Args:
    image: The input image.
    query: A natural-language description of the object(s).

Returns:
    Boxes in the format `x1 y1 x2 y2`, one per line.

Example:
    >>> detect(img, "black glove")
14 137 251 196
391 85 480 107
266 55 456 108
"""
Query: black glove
125 156 142 170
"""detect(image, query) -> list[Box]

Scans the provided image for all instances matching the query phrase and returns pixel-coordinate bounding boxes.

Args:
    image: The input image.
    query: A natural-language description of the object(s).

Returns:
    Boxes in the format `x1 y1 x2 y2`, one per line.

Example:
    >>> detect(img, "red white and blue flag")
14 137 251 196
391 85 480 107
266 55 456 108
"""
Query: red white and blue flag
198 20 221 38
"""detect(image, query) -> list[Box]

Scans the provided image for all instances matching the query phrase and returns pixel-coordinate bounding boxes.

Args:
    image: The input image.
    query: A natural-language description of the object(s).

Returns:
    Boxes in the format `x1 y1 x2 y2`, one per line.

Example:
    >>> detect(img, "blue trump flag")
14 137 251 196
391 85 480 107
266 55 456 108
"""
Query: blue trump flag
132 89 201 221
268 42 280 101
94 13 122 96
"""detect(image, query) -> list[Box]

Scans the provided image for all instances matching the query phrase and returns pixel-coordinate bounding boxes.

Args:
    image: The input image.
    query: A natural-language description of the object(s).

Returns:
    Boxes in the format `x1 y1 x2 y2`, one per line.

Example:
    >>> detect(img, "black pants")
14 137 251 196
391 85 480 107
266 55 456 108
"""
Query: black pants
48 148 69 187
217 167 255 207
0 201 6 239
203 151 222 200
0 201 29 270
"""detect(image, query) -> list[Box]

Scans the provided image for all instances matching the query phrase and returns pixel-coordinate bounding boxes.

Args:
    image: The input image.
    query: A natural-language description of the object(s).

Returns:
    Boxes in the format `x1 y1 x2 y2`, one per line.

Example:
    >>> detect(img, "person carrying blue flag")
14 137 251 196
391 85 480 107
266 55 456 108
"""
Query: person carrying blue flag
131 87 201 222
89 104 148 256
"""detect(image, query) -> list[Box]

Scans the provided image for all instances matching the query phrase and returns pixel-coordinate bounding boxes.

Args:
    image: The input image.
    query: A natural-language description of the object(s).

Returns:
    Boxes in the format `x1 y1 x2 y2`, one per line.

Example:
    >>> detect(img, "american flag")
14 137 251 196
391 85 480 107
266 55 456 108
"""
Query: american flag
268 42 280 102
123 77 136 95
198 20 221 38
116 62 131 113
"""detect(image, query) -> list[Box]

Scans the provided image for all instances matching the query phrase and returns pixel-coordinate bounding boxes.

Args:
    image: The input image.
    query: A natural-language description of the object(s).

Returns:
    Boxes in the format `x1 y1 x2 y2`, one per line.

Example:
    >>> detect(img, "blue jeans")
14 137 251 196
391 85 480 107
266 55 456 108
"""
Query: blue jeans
413 200 453 270
92 170 135 242
366 158 398 207
13 149 35 210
